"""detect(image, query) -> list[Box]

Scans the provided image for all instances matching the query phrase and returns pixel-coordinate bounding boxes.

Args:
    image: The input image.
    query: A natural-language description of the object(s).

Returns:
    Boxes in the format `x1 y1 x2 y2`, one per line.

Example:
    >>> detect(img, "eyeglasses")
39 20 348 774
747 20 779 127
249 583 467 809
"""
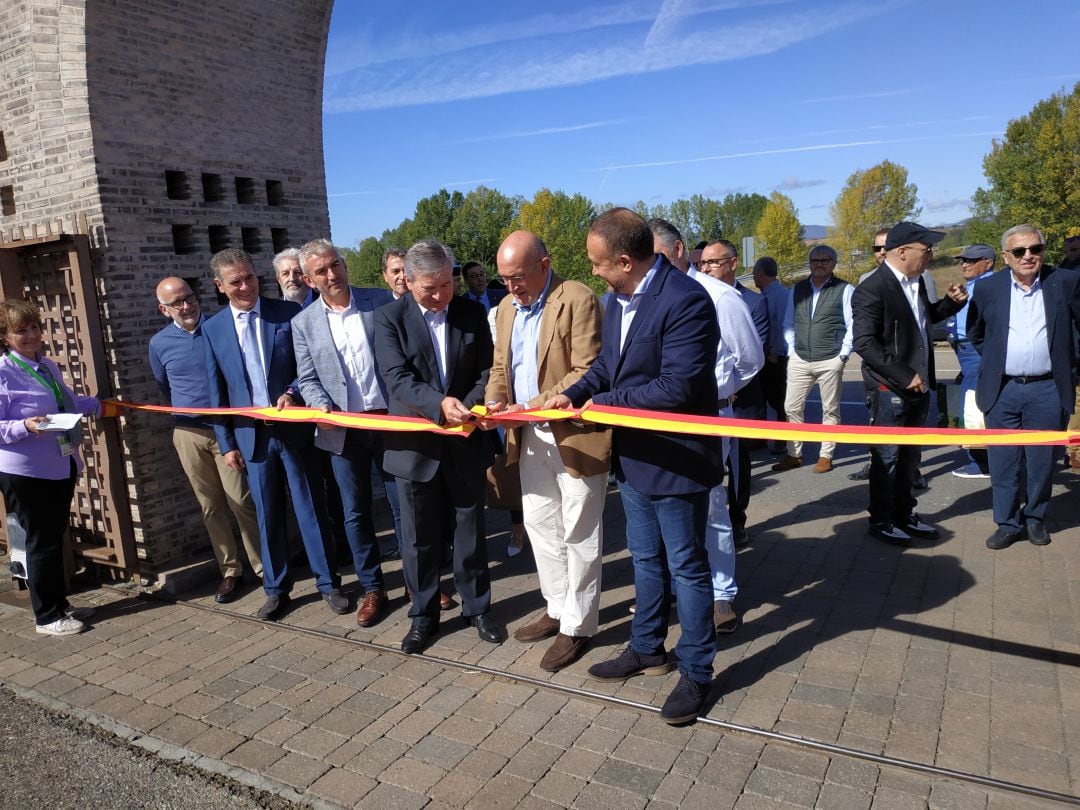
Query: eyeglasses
1006 243 1044 259
162 294 197 309
498 274 528 286
809 258 835 265
903 245 933 255
871 245 887 253
699 256 736 270
958 258 989 265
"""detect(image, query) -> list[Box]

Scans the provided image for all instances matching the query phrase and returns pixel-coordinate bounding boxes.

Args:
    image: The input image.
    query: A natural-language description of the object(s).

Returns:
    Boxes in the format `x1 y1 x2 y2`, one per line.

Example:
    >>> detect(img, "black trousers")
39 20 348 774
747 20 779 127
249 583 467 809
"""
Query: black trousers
0 462 77 625
727 376 764 527
867 387 929 525
760 355 788 423
396 453 490 620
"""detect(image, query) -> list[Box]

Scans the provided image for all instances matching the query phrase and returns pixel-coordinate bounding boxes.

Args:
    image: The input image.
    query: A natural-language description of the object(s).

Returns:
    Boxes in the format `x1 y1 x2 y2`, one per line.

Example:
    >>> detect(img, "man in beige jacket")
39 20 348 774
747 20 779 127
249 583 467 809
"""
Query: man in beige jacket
485 231 611 672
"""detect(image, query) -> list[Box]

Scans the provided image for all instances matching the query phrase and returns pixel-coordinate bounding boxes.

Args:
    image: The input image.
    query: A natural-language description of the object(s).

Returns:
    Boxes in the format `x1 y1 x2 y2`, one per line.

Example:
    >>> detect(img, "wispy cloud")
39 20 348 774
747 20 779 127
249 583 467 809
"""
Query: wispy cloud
325 1 891 113
590 131 1003 173
327 190 378 198
799 88 916 105
448 119 627 145
442 177 502 188
775 176 827 191
923 197 972 212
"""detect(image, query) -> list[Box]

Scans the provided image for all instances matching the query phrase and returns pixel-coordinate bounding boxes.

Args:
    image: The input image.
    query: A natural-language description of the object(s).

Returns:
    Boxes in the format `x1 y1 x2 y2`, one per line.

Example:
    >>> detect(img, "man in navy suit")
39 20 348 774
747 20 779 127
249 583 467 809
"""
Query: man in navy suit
374 240 504 653
968 224 1080 549
853 222 966 545
292 239 390 628
548 208 722 725
203 248 344 621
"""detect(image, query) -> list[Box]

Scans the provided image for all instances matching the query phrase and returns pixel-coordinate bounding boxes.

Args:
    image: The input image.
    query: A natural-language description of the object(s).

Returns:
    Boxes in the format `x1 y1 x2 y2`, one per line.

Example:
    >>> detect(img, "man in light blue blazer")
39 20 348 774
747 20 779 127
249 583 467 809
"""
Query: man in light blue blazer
292 239 390 628
203 248 344 621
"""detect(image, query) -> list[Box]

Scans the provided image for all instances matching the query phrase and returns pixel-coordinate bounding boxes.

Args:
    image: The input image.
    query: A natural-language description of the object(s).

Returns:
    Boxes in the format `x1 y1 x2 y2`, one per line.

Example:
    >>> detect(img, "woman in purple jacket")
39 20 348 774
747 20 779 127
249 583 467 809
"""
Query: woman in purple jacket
0 300 99 635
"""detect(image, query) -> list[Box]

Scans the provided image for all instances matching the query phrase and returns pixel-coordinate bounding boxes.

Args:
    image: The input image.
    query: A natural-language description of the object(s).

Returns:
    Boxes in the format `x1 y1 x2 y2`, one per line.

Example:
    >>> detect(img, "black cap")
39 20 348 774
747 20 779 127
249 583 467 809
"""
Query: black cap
884 221 946 251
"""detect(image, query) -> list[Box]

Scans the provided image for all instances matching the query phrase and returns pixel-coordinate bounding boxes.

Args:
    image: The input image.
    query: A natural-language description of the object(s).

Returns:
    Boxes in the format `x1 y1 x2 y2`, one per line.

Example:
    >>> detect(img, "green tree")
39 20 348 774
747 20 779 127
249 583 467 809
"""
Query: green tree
409 188 465 245
448 186 519 268
970 82 1080 257
716 193 769 246
754 192 805 271
512 188 598 291
829 160 920 276
343 237 385 287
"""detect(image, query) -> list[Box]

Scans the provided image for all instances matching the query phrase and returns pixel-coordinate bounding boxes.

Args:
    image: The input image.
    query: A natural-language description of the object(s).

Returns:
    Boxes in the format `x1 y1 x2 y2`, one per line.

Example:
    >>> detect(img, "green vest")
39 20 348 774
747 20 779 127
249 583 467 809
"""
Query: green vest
793 276 850 361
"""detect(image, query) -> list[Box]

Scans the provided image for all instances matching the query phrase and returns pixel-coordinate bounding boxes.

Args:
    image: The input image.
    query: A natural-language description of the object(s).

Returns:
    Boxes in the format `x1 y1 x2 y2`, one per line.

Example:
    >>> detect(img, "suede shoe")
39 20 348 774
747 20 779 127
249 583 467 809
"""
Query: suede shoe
322 589 349 615
255 594 291 621
214 575 240 604
514 613 560 643
470 613 507 644
660 672 711 725
540 633 589 672
986 527 1022 550
356 589 387 627
401 616 438 654
588 647 672 682
898 514 940 540
812 456 833 474
1025 522 1052 546
771 455 802 472
713 600 739 634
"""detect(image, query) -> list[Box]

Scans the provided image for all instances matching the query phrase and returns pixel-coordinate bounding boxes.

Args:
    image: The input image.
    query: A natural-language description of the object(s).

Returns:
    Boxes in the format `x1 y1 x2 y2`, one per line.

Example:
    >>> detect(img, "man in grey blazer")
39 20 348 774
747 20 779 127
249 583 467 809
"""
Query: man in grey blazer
292 239 388 627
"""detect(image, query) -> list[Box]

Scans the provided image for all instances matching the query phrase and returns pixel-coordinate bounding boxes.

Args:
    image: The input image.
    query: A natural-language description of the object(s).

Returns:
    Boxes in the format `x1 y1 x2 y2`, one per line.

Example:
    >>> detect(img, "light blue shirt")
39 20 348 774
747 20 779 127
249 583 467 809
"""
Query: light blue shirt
617 257 661 353
510 271 554 406
955 270 994 341
760 280 790 356
1004 273 1052 376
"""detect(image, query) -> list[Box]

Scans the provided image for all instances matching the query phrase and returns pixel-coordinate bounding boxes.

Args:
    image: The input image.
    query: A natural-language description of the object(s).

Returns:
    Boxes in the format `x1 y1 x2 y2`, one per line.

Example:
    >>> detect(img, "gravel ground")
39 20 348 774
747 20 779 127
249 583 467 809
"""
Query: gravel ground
0 687 299 809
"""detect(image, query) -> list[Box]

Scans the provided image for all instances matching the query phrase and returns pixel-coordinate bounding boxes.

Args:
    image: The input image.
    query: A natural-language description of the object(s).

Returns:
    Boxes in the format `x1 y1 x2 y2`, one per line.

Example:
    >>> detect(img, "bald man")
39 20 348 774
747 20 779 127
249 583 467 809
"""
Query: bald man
148 277 262 602
485 231 610 672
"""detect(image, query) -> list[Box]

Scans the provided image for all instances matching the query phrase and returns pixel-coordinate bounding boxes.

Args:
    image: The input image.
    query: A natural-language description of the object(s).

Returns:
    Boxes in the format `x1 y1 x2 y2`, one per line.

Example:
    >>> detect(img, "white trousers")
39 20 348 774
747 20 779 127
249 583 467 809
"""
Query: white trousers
784 354 844 459
519 425 607 637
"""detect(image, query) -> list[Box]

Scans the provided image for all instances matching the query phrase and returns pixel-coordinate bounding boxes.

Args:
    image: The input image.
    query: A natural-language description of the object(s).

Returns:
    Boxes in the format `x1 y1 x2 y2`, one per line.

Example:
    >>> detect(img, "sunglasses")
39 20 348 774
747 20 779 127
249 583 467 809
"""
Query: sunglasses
1006 243 1044 259
871 245 887 253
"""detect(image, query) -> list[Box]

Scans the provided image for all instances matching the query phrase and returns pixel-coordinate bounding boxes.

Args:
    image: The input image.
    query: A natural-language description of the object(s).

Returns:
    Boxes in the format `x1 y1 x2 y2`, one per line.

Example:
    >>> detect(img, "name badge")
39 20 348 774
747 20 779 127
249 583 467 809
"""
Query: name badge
58 434 75 457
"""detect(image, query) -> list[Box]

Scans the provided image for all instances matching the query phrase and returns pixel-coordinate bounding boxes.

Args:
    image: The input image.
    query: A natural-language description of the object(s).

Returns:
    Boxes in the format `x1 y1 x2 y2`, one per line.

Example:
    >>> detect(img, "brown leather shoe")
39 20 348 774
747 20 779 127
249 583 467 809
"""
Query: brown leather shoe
713 600 739 634
812 457 833 474
214 575 239 604
771 455 802 472
439 589 454 611
540 633 589 672
356 589 387 627
513 613 560 643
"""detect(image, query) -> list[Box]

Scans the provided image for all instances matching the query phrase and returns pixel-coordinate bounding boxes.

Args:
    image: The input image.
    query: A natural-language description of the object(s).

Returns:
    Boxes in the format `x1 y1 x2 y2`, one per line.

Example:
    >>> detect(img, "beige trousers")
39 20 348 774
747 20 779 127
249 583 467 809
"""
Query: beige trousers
173 426 263 579
784 354 845 459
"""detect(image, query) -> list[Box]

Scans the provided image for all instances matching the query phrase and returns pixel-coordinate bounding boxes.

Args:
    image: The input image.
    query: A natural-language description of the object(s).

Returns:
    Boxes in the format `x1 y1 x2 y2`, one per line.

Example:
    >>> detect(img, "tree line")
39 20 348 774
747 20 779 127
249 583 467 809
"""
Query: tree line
343 81 1080 289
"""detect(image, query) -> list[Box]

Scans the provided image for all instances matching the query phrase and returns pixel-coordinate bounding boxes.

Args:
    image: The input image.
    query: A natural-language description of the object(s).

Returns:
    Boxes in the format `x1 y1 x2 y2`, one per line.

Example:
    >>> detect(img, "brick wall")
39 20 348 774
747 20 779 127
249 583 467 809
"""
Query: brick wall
0 0 335 574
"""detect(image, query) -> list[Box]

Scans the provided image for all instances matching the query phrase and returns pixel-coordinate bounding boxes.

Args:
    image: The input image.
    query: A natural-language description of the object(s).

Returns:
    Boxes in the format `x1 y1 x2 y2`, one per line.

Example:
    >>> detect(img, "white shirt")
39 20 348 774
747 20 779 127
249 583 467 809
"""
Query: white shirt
885 261 928 372
322 294 385 412
230 301 266 371
687 267 764 400
419 303 448 387
617 262 660 353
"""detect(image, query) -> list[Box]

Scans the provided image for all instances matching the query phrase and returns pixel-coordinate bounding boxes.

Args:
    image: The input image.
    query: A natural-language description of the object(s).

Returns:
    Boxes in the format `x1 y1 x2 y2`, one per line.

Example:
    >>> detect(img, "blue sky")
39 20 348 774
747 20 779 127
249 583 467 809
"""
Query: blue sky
323 0 1079 249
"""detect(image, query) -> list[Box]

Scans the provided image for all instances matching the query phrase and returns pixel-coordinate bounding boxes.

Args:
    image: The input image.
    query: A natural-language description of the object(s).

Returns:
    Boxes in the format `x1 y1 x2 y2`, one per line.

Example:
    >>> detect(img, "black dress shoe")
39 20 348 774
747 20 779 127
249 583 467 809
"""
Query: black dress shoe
469 613 506 644
215 575 239 604
255 594 291 621
401 617 438 654
986 527 1022 550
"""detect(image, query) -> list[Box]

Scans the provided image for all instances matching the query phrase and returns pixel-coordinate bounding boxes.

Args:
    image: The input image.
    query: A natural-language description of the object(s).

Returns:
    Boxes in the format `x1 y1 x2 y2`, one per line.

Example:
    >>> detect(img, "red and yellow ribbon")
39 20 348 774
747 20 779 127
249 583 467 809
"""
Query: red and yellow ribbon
101 399 1079 447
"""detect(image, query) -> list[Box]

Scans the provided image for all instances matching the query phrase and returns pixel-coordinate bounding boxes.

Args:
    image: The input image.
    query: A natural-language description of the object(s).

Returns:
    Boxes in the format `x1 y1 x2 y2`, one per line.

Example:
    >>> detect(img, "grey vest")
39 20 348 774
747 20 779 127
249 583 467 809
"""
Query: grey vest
793 277 849 361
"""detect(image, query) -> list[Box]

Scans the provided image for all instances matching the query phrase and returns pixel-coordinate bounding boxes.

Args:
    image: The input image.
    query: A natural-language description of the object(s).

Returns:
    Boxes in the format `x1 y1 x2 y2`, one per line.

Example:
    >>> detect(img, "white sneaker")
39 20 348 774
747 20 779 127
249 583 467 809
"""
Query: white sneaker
65 606 95 621
36 616 86 636
952 463 990 479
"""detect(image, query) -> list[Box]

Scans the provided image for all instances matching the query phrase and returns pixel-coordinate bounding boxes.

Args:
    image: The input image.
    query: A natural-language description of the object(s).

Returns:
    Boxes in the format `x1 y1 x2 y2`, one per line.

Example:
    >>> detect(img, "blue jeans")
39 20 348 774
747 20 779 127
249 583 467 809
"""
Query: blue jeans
330 430 385 593
619 480 716 684
985 378 1065 531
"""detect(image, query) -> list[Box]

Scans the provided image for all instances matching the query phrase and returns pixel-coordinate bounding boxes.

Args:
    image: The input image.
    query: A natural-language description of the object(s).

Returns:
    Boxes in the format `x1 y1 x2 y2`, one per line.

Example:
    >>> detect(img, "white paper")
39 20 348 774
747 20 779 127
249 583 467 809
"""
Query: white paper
39 413 82 431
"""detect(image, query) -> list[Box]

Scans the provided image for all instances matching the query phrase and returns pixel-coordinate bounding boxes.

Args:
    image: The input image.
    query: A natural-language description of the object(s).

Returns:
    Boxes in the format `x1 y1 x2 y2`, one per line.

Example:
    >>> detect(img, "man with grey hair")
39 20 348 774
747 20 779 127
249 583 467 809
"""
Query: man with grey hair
291 239 390 627
202 248 346 621
774 244 853 474
375 240 504 652
274 248 311 307
968 224 1080 550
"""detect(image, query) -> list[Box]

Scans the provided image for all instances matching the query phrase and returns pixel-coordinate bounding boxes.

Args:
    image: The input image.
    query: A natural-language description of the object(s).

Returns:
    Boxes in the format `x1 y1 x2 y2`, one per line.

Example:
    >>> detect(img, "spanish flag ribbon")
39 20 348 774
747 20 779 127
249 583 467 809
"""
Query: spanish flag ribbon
100 400 1078 447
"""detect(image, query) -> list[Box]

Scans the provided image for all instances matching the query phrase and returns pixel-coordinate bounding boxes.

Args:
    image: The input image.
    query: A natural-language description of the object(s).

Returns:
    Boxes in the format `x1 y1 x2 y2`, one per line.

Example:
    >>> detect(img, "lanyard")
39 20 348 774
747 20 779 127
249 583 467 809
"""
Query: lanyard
7 353 65 411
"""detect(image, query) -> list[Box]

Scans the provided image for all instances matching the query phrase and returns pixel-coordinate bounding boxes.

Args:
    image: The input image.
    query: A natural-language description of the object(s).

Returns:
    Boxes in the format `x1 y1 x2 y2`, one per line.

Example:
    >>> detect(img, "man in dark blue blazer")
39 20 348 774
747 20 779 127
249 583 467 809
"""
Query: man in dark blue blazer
203 249 344 621
374 240 503 654
549 208 722 725
967 224 1080 549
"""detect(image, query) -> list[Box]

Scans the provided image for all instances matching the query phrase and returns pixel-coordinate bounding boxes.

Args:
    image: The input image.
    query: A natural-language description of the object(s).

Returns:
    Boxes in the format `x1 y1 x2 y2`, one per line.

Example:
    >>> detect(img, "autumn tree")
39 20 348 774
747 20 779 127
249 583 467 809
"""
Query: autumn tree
754 192 805 270
512 188 598 291
969 82 1080 256
829 160 919 276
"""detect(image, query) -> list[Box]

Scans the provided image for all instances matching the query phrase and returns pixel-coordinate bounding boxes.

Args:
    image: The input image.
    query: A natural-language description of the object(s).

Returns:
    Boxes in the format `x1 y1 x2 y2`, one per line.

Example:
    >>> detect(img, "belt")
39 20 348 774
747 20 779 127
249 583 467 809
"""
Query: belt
717 398 730 409
1003 373 1053 384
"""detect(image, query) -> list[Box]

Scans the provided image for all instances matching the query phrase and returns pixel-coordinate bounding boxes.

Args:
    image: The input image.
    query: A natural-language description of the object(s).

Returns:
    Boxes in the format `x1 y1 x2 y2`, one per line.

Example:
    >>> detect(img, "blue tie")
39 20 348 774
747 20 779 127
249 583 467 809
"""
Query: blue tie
240 311 270 407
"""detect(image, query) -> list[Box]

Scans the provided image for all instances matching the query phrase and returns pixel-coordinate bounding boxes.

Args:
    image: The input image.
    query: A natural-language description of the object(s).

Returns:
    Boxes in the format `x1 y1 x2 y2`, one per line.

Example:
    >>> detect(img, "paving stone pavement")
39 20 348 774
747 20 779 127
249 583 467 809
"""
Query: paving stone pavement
2 437 1079 808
